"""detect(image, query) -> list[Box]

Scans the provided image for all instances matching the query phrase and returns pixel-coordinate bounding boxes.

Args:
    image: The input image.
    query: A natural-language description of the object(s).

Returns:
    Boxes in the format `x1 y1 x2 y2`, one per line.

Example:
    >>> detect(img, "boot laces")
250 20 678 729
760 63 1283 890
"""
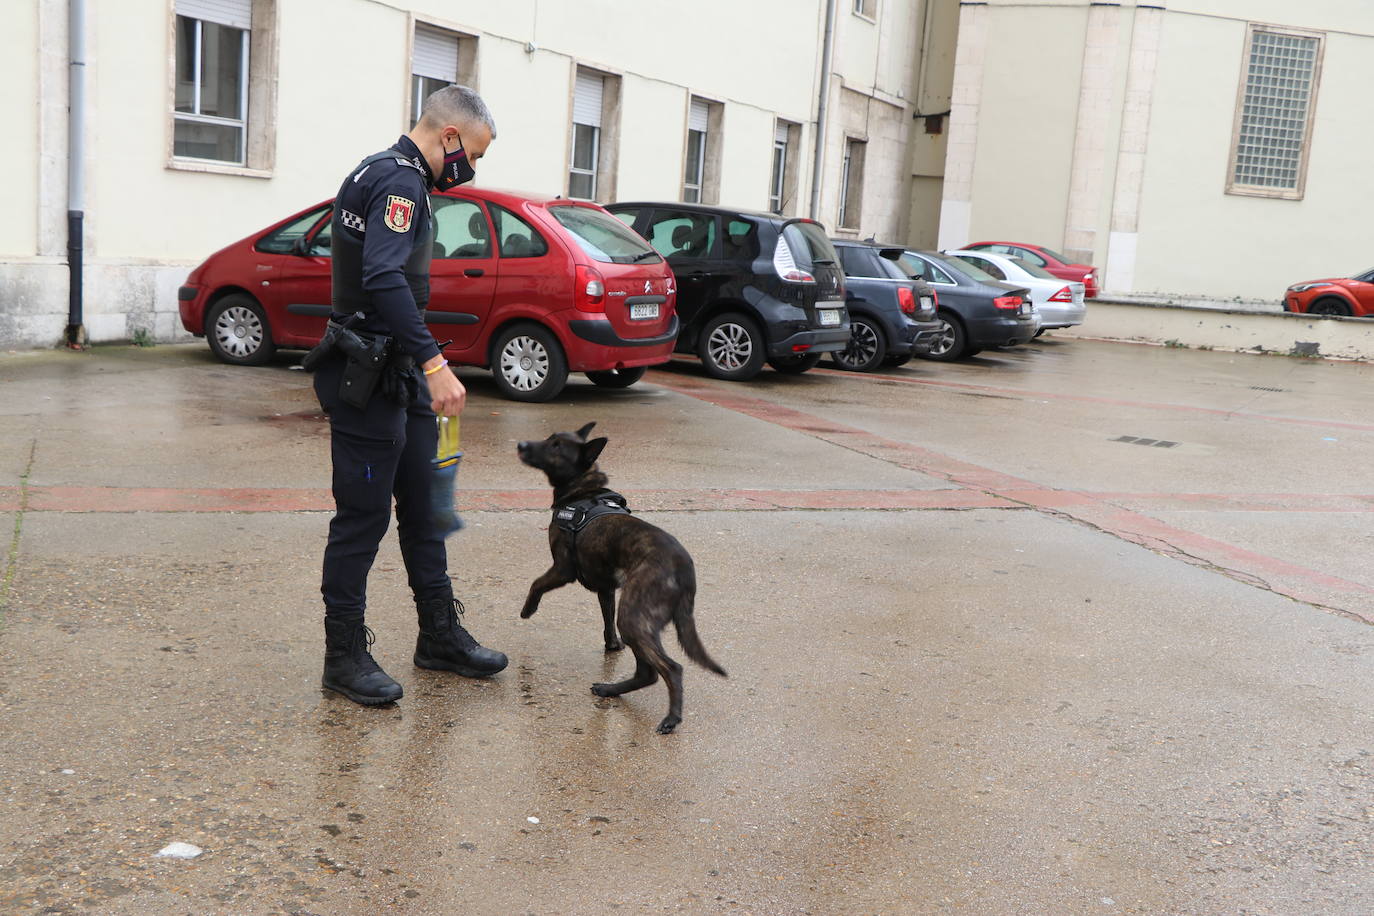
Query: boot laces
444 598 479 651
352 625 383 675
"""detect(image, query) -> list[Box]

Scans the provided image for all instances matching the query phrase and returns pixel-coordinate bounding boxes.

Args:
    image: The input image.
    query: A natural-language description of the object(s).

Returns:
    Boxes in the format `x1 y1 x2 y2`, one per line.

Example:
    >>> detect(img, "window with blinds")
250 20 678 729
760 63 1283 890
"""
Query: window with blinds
173 0 252 163
569 69 605 200
683 98 712 203
1229 26 1323 199
411 24 478 125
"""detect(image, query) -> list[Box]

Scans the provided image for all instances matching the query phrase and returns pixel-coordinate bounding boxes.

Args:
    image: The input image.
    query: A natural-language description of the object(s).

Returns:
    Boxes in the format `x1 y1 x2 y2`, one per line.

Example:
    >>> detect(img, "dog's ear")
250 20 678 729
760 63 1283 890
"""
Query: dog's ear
580 436 608 467
575 421 597 441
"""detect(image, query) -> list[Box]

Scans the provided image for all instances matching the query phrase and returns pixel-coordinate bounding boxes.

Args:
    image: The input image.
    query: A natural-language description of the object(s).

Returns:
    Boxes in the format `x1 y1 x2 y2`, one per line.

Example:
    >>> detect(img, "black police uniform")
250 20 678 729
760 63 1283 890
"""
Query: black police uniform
313 135 506 706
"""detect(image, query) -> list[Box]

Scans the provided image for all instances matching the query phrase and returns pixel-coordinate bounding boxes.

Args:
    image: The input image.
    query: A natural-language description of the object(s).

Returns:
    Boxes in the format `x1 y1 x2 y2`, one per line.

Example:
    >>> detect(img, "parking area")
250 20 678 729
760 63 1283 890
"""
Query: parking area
2 339 1373 914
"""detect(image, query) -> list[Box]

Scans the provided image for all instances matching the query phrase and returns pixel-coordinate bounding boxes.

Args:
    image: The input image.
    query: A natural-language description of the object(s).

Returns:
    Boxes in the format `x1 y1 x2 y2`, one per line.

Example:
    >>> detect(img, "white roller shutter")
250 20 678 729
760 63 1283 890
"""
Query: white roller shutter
689 98 710 133
572 71 604 128
413 25 459 82
176 0 252 29
775 121 790 144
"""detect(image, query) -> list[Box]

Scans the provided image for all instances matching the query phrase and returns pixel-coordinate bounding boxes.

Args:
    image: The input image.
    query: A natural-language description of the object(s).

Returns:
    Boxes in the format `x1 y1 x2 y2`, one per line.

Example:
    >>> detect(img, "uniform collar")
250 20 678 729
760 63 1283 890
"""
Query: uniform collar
392 135 434 187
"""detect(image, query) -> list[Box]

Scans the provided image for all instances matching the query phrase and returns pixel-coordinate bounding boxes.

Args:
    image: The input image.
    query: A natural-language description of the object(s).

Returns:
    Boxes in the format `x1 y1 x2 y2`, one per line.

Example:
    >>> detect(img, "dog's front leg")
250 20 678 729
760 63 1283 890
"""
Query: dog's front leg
521 566 573 619
598 590 623 651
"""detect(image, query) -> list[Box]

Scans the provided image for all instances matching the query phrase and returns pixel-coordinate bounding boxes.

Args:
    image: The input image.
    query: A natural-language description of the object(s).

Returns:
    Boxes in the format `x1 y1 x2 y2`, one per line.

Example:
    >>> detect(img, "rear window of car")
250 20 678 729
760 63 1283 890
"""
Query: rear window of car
901 253 954 285
780 221 838 271
549 205 661 264
1009 257 1056 280
953 255 1004 281
941 254 998 283
1034 245 1070 264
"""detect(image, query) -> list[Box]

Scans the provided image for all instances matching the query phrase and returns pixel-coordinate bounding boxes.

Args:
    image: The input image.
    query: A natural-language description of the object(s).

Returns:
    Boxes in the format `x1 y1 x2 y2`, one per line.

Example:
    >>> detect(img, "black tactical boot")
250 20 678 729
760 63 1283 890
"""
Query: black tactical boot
414 597 509 677
322 620 403 705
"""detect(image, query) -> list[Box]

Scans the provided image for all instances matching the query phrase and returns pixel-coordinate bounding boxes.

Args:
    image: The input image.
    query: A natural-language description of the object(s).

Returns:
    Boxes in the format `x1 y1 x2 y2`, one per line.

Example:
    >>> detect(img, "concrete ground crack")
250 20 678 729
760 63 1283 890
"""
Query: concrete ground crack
0 438 37 631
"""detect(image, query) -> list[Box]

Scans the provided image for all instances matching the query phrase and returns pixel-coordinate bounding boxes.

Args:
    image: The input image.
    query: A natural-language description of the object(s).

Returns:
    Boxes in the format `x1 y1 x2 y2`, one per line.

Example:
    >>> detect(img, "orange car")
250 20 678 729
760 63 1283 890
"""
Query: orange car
1284 270 1374 316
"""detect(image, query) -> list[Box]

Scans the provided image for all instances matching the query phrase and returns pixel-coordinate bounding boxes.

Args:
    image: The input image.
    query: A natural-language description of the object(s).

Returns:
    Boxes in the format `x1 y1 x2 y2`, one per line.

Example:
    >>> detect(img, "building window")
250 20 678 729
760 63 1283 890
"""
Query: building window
569 69 605 200
839 138 866 229
769 120 801 215
173 2 251 164
683 97 722 204
1228 25 1323 199
853 0 877 20
411 23 478 125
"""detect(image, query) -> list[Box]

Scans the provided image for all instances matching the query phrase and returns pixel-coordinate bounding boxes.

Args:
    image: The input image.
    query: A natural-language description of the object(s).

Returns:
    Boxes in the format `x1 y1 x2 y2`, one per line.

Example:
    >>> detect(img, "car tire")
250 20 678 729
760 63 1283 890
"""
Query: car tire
491 323 569 402
698 313 766 381
768 354 822 374
881 354 913 368
1310 298 1352 317
206 294 275 366
830 316 887 372
585 366 646 388
921 311 970 362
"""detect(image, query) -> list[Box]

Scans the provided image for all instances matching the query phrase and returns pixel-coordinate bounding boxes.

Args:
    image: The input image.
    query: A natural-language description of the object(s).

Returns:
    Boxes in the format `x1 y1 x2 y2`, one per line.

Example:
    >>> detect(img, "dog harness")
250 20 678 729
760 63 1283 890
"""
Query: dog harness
552 490 631 534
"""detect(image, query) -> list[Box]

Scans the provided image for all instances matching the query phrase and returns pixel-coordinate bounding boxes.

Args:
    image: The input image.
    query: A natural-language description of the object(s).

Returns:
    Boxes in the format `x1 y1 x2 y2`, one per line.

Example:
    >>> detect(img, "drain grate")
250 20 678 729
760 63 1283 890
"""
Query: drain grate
1250 385 1287 392
1114 436 1179 448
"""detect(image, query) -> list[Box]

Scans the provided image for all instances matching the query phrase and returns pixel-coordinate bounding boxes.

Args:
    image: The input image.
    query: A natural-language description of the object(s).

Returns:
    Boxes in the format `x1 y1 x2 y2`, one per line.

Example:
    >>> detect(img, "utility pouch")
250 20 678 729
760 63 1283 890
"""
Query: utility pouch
336 328 391 410
302 312 367 373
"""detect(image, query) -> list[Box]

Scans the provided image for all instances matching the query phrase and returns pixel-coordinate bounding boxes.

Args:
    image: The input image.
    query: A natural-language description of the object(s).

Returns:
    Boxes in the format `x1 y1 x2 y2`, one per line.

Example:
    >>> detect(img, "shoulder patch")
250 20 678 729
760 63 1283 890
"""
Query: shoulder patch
384 195 415 233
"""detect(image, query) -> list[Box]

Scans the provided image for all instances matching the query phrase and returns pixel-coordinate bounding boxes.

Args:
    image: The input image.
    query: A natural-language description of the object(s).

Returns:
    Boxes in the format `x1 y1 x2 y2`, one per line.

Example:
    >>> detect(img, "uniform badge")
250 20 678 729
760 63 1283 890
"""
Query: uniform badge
384 195 415 233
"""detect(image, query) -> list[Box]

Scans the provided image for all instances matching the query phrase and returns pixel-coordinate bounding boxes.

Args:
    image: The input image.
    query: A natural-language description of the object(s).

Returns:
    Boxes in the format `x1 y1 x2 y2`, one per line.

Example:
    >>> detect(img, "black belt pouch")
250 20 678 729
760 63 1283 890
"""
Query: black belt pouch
335 329 391 409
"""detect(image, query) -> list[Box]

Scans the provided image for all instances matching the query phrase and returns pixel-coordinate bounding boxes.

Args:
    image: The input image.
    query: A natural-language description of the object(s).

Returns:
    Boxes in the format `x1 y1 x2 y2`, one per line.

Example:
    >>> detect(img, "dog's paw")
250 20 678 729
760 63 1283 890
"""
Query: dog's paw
603 639 624 652
655 715 681 735
591 683 618 698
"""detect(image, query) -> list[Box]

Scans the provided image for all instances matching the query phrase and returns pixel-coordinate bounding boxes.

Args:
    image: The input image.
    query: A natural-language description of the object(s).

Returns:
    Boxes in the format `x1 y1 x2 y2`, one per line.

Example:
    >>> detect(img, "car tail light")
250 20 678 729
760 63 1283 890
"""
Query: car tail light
897 286 916 314
575 264 605 312
992 295 1022 310
773 236 816 284
1048 286 1073 303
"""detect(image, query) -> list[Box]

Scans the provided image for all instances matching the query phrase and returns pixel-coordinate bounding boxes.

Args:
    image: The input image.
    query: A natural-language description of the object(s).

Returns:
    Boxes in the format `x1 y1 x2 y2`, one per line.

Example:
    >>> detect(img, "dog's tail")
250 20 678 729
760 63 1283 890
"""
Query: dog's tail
673 589 726 677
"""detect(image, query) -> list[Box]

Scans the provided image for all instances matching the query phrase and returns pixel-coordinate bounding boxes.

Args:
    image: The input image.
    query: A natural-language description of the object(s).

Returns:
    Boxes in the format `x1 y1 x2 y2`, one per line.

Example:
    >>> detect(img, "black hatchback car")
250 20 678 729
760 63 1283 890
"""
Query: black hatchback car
898 250 1037 361
831 240 942 371
607 203 850 380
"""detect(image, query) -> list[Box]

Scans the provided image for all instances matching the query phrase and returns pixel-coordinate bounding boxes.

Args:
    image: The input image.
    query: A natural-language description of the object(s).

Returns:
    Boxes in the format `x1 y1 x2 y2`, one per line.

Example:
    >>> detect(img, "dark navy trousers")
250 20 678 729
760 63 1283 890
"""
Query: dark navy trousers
314 355 449 624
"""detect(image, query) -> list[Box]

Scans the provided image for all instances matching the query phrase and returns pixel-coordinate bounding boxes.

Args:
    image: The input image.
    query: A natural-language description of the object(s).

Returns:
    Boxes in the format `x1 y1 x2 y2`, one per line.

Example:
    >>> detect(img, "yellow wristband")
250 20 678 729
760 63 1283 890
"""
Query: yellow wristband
423 360 449 377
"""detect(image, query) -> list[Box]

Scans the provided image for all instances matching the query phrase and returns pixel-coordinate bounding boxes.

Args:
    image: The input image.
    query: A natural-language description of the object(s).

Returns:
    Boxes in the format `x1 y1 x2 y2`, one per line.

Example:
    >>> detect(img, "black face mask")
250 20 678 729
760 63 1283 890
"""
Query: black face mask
434 134 475 190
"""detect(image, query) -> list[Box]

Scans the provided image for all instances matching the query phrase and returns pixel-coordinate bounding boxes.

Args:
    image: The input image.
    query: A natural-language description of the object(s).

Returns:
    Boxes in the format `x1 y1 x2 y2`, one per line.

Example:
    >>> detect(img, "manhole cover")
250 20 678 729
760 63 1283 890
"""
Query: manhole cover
1114 436 1179 448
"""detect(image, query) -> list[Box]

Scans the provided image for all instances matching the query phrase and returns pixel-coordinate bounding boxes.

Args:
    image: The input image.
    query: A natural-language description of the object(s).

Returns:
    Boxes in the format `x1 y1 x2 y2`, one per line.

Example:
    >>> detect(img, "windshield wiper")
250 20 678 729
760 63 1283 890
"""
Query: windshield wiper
631 251 660 262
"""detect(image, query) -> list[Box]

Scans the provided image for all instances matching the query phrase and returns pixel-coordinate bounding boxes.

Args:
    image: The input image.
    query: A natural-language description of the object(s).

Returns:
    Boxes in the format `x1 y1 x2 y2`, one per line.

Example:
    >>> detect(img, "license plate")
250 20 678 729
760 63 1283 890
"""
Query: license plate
630 303 659 321
1018 302 1031 316
818 309 841 327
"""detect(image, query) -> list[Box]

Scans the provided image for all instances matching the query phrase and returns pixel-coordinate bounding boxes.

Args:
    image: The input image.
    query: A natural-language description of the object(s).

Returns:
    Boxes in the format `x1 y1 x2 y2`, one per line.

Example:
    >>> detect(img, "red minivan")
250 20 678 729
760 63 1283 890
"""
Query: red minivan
178 187 679 401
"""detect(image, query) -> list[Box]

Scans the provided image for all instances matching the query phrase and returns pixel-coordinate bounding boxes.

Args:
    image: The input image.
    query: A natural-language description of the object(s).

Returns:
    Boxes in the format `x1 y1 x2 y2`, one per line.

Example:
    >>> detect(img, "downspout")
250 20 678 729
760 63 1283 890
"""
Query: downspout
808 0 837 220
66 0 86 348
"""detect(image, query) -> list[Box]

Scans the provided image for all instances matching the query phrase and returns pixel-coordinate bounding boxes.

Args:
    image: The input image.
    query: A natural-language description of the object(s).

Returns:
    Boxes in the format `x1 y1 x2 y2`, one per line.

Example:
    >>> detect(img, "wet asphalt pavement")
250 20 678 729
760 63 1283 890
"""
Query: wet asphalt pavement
1 338 1373 914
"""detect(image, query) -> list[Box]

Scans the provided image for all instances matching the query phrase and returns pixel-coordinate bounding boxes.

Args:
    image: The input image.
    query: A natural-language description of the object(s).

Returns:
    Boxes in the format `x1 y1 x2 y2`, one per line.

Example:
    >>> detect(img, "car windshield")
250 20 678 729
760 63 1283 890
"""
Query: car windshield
943 254 999 283
1008 257 1057 280
780 220 837 271
548 205 661 264
1355 268 1374 282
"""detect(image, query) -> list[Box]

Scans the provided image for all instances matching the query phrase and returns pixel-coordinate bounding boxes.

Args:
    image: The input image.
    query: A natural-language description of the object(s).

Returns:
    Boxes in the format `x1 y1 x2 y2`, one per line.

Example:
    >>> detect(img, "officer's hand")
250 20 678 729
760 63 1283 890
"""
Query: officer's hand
426 363 467 416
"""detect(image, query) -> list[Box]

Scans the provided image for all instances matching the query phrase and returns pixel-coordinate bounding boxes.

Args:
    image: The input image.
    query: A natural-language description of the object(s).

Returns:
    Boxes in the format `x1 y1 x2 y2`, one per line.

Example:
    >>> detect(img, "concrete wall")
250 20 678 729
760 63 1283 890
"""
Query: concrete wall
940 0 1374 306
1 0 957 350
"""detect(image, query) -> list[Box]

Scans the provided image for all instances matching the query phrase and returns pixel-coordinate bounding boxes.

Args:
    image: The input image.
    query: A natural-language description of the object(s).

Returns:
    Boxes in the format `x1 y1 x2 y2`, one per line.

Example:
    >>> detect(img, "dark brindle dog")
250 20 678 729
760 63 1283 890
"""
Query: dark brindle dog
516 422 726 734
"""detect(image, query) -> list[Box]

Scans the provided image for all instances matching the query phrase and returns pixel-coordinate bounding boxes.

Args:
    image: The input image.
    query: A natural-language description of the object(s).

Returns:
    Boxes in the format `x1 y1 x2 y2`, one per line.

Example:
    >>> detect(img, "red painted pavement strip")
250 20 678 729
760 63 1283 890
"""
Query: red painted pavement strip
1 485 1009 514
653 374 1374 620
795 364 1374 434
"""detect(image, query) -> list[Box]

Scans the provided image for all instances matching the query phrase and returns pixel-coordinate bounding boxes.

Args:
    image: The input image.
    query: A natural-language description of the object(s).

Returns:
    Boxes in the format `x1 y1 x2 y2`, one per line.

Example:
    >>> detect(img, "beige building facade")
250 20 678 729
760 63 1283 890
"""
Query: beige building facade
940 0 1374 305
1 0 955 349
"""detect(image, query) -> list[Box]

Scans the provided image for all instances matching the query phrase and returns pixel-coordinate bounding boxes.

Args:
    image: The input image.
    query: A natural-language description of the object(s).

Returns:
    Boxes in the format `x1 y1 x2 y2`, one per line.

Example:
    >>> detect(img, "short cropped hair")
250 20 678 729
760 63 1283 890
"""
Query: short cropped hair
420 85 496 138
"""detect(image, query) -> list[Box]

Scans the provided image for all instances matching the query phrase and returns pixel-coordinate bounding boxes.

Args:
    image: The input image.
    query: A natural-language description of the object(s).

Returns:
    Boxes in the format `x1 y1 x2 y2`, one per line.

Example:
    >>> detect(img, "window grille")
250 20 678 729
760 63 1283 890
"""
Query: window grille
1231 28 1321 193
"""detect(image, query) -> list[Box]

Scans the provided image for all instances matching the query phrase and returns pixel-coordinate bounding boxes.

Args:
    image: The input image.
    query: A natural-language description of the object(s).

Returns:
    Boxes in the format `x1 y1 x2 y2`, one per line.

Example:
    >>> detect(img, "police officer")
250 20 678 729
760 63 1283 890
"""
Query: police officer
313 85 506 706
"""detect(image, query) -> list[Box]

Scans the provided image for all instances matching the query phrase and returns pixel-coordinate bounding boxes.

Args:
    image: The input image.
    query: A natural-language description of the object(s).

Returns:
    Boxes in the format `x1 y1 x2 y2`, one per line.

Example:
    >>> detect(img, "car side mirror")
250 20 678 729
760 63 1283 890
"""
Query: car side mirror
291 236 310 257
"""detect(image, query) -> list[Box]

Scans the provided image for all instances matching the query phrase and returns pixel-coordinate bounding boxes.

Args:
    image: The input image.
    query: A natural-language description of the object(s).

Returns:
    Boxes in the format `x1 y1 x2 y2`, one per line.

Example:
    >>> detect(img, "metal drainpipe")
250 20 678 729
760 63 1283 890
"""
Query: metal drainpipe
808 0 837 221
66 0 86 348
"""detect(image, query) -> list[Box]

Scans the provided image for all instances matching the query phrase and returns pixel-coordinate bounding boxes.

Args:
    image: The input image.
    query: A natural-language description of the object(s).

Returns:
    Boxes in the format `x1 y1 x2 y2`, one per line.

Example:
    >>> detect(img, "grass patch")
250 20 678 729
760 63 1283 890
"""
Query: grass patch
131 328 155 347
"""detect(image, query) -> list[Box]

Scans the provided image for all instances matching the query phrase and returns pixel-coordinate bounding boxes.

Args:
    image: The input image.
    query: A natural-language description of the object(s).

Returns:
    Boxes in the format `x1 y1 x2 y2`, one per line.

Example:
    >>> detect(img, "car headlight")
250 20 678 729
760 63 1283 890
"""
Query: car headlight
1288 282 1328 292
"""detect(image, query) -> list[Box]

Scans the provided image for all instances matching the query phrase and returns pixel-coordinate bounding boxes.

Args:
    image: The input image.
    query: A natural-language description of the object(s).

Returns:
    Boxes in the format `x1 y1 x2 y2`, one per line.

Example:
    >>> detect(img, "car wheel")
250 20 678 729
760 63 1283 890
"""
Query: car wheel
1309 298 1352 317
206 294 275 366
830 316 887 372
491 323 569 402
768 354 822 374
585 366 646 388
921 311 970 362
881 354 913 368
698 313 766 381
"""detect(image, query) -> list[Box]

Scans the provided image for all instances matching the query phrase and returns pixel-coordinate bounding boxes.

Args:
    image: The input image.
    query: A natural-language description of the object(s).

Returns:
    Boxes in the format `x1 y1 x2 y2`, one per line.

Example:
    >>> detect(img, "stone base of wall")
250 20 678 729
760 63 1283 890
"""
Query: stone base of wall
0 260 197 349
1056 299 1374 362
